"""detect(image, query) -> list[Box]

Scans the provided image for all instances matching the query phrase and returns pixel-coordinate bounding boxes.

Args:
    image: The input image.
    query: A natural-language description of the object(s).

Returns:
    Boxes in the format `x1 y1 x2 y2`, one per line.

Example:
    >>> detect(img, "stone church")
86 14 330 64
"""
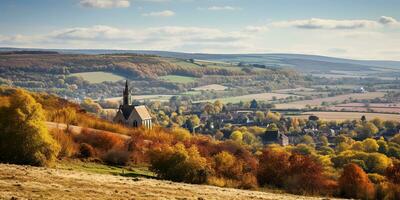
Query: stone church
113 81 152 129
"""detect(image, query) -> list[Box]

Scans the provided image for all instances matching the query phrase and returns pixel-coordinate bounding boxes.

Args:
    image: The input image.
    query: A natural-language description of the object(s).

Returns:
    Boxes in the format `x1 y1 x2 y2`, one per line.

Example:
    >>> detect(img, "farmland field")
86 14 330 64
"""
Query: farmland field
275 92 385 109
159 75 197 83
293 111 400 121
198 92 298 103
69 72 125 84
105 94 173 103
328 103 400 114
192 84 228 91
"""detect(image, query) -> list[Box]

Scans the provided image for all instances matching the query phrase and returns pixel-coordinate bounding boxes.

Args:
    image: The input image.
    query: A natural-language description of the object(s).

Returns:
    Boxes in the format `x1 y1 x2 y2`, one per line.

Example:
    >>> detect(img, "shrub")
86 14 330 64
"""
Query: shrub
79 143 96 158
74 129 125 152
213 151 242 179
102 149 130 166
0 89 60 166
149 143 208 184
339 163 375 200
51 129 77 158
376 183 400 200
258 147 336 195
386 163 400 184
240 173 258 189
257 148 290 187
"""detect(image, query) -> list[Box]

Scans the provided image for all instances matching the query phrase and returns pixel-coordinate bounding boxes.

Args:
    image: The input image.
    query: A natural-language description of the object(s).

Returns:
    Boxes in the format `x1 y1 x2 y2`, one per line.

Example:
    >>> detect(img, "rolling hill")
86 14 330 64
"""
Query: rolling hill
2 47 400 73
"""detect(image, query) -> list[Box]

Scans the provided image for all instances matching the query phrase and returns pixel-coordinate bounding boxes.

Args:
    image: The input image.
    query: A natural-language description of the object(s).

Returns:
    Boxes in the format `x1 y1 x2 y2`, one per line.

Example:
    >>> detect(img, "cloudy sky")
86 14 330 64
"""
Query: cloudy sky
1 0 399 60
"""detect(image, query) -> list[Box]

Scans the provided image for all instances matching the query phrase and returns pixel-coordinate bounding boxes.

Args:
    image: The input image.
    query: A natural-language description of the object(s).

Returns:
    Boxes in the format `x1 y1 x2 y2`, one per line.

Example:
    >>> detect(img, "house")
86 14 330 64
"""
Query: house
113 81 152 129
261 130 289 146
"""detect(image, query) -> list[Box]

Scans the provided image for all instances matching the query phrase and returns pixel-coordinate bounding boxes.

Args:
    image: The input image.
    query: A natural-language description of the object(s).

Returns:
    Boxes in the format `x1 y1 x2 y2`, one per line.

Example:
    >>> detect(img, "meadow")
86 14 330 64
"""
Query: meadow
197 92 298 103
293 111 400 121
192 84 228 91
0 163 330 200
159 75 197 83
275 92 386 109
69 72 125 84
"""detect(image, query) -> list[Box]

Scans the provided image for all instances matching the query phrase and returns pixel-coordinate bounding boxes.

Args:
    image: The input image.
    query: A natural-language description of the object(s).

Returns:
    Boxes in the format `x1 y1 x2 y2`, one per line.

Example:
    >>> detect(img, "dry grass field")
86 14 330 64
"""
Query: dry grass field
199 93 298 103
192 84 228 91
293 111 400 121
0 164 335 200
328 103 400 114
105 94 173 103
275 92 385 109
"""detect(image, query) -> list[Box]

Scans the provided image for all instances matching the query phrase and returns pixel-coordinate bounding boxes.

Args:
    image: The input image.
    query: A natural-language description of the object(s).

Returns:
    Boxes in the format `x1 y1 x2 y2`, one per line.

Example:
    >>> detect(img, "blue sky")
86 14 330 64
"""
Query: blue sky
0 0 399 60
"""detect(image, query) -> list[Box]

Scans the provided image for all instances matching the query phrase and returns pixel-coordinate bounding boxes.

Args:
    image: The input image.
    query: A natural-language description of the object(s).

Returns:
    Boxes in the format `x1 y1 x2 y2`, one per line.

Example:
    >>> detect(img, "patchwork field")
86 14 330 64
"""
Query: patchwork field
0 164 330 200
275 92 385 109
273 87 314 93
69 72 125 84
105 94 173 103
199 93 299 103
293 111 400 121
192 84 228 91
328 103 400 114
159 75 197 83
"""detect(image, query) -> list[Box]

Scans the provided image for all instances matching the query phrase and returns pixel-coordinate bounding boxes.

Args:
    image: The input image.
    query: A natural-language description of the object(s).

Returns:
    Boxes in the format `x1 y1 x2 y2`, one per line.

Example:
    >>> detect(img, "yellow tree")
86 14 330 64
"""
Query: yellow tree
0 89 60 166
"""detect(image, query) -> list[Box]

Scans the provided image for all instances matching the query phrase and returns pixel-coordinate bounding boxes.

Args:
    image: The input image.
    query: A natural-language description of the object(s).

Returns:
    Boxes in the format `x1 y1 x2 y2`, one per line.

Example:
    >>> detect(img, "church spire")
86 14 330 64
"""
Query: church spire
123 80 131 105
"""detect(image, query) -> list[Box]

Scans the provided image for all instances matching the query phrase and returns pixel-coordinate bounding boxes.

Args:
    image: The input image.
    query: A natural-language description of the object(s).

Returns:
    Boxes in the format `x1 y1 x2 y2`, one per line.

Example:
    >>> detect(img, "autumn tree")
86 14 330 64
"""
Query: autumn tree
149 144 208 184
0 89 60 166
339 163 375 199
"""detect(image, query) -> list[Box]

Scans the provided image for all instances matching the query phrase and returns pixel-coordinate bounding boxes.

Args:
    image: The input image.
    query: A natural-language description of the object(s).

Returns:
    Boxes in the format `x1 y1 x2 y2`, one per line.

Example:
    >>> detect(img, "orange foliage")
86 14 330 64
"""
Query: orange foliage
257 148 336 195
74 128 125 153
51 129 77 158
339 163 375 199
386 163 400 184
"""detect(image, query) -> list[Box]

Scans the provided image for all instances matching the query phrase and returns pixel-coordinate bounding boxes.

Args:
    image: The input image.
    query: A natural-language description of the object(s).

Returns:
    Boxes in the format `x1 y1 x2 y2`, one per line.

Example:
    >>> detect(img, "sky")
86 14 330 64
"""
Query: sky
0 0 399 60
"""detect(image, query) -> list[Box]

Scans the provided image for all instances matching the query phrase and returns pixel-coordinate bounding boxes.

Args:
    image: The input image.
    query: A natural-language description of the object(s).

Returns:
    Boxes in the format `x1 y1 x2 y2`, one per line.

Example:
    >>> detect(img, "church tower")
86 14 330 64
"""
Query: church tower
123 80 131 106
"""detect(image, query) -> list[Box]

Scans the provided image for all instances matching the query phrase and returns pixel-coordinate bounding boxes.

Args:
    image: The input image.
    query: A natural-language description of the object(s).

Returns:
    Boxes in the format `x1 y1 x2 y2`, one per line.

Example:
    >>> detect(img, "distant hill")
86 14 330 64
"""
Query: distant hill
1 47 400 73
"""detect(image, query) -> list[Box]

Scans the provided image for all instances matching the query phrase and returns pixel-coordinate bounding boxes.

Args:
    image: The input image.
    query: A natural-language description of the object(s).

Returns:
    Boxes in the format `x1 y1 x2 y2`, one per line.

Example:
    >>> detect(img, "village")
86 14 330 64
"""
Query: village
111 81 400 150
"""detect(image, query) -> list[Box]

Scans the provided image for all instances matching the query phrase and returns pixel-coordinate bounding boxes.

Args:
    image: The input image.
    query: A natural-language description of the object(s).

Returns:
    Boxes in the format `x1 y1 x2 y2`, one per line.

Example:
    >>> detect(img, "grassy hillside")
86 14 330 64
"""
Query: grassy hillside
0 163 330 200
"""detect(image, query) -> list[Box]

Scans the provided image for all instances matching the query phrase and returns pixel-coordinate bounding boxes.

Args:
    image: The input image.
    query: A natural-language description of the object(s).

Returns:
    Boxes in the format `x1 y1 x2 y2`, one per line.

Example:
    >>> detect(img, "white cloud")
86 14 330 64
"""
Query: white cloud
271 18 380 29
244 25 268 33
207 6 240 11
142 10 175 17
79 0 130 8
379 16 399 26
0 25 255 52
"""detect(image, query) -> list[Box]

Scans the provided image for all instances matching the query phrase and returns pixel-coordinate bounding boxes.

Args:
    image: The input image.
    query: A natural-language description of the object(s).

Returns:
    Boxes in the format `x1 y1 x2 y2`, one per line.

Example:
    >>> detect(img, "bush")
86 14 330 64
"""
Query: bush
257 147 336 195
149 143 208 184
51 129 77 158
376 181 400 200
79 143 96 158
0 89 60 166
74 129 125 152
386 163 400 184
257 148 290 187
240 173 258 189
339 163 375 200
102 149 130 166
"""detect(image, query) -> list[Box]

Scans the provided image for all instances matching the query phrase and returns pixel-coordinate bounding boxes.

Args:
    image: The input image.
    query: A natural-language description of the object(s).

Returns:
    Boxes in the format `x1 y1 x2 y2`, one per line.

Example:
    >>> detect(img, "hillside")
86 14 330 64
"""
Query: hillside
0 164 335 200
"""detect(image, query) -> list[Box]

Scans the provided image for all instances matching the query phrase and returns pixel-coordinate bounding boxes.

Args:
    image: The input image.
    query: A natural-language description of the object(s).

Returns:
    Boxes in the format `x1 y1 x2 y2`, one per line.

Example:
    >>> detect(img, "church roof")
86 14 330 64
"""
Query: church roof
133 105 152 120
120 105 135 119
119 105 152 120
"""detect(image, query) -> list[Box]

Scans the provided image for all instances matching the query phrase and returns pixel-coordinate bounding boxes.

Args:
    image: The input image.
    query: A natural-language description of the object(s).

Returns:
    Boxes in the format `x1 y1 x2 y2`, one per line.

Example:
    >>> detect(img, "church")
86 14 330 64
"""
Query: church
113 81 153 129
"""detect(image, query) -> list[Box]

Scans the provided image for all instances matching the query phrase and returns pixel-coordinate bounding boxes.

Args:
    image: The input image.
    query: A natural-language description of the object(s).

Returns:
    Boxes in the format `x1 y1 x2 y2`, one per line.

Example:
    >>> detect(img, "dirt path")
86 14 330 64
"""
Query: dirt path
0 164 338 200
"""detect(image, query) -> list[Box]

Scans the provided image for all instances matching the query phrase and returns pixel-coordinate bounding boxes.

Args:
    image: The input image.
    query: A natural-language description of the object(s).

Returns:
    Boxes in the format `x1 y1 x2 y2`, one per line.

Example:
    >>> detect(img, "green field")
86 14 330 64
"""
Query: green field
159 75 197 83
69 72 125 84
159 58 200 69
